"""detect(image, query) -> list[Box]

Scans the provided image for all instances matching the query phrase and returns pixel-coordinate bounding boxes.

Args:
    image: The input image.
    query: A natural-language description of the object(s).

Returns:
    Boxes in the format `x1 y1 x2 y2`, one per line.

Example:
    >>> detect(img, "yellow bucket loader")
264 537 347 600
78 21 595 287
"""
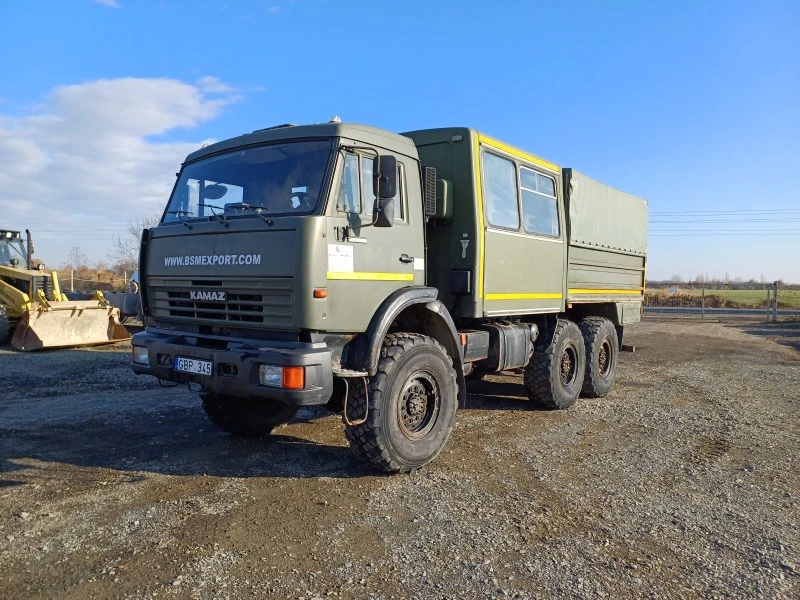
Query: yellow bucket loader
0 229 130 351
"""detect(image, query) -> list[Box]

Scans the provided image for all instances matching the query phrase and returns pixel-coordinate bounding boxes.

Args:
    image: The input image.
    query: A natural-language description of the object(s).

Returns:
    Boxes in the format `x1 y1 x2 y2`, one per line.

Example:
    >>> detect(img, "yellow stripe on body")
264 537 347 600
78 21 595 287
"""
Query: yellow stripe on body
485 293 563 301
478 134 560 173
568 289 643 295
326 272 413 281
473 134 485 299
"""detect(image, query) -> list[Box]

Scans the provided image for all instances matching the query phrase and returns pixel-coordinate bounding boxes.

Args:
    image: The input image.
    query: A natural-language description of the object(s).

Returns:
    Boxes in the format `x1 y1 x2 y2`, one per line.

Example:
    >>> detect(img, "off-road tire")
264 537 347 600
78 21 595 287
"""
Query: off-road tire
0 305 10 345
344 333 458 473
524 318 586 410
579 317 619 398
201 392 298 436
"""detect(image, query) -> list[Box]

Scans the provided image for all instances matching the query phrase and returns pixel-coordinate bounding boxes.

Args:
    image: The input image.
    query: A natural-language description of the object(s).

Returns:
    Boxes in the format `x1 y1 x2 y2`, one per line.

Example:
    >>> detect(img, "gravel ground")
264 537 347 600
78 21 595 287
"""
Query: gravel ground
0 319 798 599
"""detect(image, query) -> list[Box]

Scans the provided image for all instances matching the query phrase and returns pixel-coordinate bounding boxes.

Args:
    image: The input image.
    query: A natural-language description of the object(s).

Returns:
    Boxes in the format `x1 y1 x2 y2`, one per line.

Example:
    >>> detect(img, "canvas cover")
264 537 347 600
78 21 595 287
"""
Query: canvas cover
564 169 648 256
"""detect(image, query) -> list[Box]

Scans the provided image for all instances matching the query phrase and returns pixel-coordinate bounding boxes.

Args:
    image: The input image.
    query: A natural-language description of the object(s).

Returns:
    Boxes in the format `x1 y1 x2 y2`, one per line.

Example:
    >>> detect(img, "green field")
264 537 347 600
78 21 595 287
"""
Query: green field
645 288 800 310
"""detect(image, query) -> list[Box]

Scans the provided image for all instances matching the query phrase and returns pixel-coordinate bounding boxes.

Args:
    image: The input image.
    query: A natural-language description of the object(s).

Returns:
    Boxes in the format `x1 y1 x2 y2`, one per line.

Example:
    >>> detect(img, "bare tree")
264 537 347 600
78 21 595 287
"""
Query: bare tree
110 210 162 273
65 246 89 270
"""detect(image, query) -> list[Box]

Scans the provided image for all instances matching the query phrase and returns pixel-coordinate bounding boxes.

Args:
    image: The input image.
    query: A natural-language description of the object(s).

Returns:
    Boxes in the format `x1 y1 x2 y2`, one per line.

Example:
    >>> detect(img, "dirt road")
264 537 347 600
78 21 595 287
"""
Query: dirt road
0 320 798 599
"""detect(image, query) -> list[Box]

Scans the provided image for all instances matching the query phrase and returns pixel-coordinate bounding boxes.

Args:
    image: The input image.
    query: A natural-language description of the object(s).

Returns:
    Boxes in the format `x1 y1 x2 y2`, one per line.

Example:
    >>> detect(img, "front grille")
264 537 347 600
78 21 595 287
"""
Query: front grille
33 275 54 300
147 277 293 328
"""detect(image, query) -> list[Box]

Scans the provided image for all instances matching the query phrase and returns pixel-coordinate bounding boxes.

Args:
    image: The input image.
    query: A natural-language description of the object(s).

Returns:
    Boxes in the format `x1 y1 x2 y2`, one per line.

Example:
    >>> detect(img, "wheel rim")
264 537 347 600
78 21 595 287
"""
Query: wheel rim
397 371 440 440
598 337 613 380
560 342 579 389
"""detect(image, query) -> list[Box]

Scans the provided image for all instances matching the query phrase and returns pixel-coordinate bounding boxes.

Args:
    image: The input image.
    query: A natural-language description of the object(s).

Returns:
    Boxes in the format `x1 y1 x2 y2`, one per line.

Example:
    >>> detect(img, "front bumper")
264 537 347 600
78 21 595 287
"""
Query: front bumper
130 329 333 406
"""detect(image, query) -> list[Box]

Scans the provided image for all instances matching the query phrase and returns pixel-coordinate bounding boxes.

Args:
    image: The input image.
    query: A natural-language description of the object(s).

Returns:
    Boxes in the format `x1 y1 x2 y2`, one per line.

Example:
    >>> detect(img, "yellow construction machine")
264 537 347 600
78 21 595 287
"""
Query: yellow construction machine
0 229 130 351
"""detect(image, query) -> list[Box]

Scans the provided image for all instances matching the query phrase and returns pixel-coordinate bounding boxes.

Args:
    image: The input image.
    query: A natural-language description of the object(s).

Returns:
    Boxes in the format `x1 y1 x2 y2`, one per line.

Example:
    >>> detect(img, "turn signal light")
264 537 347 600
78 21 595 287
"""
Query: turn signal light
313 288 328 298
282 366 305 390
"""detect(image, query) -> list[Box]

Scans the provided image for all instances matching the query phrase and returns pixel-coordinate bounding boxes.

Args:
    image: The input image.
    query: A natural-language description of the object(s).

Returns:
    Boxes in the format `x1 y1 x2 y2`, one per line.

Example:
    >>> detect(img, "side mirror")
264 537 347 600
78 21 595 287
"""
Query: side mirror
202 183 228 200
374 197 394 228
373 155 397 199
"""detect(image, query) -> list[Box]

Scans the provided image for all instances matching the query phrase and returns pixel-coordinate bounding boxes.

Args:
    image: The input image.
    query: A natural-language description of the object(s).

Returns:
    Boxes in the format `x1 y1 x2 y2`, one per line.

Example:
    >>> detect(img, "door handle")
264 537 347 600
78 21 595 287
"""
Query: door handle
399 254 414 263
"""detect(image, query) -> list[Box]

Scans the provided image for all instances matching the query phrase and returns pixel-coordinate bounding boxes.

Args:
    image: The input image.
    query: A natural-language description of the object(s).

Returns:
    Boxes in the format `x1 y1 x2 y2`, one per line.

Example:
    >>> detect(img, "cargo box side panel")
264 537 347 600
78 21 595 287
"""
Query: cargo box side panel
567 245 646 301
563 169 647 303
564 169 648 255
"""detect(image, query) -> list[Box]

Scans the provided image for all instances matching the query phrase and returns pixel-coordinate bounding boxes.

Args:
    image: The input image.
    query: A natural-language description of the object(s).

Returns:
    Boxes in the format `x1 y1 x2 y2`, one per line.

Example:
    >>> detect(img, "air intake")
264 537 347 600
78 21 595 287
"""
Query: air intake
424 166 437 218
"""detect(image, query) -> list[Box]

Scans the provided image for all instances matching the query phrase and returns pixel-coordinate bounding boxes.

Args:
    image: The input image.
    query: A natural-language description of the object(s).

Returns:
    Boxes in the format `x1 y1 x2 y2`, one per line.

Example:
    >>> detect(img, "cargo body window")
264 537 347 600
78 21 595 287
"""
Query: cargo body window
482 151 520 229
520 168 559 237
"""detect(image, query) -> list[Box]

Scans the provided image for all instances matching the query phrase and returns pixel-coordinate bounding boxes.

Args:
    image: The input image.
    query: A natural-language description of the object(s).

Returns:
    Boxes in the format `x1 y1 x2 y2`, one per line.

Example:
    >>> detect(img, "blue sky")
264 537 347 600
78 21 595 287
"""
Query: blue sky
1 0 798 282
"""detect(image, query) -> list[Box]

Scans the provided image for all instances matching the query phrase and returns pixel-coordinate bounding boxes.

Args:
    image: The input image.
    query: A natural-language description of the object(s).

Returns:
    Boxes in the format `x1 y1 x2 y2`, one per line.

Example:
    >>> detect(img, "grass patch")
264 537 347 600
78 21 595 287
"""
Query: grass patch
645 289 800 310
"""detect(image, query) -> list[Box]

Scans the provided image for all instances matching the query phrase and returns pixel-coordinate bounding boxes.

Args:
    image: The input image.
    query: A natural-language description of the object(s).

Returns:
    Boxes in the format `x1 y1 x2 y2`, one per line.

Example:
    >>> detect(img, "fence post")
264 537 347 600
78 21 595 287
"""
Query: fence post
766 288 771 322
70 269 74 293
701 284 705 320
773 281 779 322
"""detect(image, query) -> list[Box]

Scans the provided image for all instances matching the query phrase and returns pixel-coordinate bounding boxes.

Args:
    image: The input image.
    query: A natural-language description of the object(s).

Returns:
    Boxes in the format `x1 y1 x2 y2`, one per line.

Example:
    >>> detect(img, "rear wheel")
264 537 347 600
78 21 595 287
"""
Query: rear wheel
579 317 619 398
201 392 298 436
0 305 10 345
524 318 586 409
344 333 458 473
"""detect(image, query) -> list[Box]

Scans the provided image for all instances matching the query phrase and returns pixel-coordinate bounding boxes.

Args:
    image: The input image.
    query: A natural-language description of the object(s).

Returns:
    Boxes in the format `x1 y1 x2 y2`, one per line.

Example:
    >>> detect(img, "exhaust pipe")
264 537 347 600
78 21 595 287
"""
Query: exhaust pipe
25 229 33 270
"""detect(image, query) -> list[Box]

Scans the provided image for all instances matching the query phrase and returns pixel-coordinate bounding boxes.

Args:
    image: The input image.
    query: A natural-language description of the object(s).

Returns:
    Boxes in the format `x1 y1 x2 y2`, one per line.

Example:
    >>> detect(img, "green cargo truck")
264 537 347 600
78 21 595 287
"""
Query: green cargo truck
130 121 647 473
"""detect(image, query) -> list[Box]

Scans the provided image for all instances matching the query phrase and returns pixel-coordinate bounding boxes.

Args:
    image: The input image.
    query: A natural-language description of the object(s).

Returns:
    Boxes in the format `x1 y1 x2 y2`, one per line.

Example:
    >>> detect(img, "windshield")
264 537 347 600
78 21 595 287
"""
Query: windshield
163 139 333 224
0 237 26 266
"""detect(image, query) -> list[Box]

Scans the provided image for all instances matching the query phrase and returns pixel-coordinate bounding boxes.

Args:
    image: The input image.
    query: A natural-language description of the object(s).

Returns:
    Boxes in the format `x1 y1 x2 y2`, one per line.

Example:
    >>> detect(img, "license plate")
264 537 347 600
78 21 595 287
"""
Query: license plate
174 356 213 376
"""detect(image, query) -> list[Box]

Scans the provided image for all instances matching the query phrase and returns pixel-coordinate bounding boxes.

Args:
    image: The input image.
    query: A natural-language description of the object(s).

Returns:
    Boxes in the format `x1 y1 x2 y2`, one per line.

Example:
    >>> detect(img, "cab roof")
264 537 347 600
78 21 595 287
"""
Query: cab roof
184 122 419 164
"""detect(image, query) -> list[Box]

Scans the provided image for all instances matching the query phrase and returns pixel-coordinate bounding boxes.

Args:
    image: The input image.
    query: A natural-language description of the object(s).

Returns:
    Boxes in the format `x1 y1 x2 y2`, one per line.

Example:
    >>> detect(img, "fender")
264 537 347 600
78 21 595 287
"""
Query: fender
349 286 439 373
347 286 466 407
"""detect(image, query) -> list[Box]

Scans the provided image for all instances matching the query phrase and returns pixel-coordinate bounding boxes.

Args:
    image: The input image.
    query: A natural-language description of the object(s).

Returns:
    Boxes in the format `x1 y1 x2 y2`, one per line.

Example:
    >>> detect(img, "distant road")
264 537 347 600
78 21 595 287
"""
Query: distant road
645 307 800 317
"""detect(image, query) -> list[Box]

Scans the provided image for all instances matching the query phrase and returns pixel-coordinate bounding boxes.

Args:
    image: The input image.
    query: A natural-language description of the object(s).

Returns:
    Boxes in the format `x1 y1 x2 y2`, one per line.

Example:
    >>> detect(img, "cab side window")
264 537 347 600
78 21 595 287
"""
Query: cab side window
337 153 405 221
483 151 519 229
393 163 404 220
362 156 376 214
338 152 362 213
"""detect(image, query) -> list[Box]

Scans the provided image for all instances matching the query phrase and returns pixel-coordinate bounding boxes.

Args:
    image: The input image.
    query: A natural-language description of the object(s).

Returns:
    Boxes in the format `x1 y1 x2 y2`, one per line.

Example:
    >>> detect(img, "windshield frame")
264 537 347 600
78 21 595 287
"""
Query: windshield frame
161 137 337 226
0 237 26 266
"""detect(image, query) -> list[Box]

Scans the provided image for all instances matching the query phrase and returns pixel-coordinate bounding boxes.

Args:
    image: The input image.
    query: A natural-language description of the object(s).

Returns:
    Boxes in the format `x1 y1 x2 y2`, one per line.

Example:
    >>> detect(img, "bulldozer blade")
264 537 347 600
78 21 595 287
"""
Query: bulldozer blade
11 301 131 351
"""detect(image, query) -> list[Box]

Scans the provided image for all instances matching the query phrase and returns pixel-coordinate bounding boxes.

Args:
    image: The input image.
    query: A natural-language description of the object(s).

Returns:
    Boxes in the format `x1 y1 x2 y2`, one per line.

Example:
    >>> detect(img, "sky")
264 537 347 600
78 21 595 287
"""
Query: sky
0 0 798 282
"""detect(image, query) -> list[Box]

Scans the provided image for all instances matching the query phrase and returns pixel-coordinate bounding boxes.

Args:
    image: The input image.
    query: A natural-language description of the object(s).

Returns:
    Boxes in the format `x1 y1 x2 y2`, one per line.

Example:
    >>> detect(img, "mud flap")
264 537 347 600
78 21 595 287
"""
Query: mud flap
11 301 130 351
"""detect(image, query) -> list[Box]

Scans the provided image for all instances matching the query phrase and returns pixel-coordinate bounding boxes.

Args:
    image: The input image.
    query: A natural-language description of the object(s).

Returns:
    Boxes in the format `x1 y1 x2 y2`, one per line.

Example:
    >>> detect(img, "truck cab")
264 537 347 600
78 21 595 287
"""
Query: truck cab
131 121 647 473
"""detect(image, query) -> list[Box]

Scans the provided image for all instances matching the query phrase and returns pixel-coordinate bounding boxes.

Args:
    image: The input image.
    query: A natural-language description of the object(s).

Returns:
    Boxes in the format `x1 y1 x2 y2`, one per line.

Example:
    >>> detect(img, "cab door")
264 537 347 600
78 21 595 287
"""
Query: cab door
479 145 566 317
325 149 424 332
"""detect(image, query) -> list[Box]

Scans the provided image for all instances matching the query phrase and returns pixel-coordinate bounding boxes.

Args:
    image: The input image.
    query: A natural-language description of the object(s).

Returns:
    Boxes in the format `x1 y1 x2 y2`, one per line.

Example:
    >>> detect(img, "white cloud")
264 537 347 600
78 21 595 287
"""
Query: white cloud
93 0 120 8
0 77 239 265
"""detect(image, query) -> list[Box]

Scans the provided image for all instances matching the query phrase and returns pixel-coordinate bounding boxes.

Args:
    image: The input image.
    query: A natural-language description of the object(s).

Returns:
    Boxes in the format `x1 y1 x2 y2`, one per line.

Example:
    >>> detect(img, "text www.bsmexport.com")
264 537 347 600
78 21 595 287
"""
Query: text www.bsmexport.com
164 254 263 267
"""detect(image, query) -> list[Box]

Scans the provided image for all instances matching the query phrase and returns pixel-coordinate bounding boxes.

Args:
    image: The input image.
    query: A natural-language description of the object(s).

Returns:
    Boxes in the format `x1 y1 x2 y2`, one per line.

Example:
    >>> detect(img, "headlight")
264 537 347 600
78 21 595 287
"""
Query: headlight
259 365 283 387
37 263 46 271
132 346 149 366
259 365 305 389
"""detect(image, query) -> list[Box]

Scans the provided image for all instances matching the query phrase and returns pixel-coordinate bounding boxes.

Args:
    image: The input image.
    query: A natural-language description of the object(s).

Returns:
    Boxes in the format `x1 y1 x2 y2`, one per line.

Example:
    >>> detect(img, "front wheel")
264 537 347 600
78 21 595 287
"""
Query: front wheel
344 333 458 473
524 318 586 410
201 392 298 436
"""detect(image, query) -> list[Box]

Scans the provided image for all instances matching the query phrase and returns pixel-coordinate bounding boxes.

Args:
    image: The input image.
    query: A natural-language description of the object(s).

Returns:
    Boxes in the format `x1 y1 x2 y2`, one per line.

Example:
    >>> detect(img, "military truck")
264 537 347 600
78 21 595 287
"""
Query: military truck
130 121 647 473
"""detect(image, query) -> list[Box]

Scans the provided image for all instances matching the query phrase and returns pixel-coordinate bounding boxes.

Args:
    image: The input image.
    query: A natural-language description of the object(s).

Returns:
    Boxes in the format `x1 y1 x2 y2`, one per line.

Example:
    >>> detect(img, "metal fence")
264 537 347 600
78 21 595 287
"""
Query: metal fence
644 281 799 320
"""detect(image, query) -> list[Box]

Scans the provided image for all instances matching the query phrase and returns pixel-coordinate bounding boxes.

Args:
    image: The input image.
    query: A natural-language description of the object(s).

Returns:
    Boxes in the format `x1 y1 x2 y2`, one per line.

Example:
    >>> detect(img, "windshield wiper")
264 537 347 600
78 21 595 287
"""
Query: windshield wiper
167 210 193 230
198 203 230 228
225 203 274 226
